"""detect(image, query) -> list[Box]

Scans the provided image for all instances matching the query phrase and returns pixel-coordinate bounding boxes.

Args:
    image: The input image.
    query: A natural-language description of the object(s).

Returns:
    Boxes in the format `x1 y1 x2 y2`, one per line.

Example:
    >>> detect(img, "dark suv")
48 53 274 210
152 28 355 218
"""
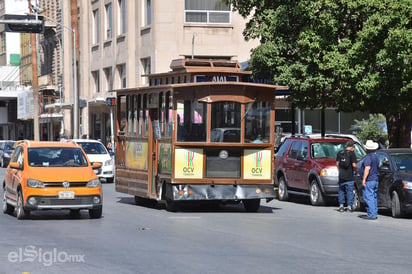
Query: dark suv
274 136 366 205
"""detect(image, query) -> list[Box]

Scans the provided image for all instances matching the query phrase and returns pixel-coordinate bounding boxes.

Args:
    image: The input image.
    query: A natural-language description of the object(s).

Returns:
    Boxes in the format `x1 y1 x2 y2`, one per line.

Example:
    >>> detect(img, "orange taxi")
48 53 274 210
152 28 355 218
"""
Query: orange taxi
2 140 103 219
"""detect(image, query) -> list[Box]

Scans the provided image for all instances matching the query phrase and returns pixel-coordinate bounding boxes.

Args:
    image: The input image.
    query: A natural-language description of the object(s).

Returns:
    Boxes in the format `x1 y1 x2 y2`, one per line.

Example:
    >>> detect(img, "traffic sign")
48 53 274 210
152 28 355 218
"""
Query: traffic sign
2 14 44 34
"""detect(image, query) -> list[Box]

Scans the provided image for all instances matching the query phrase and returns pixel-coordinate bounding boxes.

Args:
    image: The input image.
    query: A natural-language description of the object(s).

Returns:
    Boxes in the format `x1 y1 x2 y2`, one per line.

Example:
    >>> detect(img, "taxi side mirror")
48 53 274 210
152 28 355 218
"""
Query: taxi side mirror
92 162 102 169
9 162 22 170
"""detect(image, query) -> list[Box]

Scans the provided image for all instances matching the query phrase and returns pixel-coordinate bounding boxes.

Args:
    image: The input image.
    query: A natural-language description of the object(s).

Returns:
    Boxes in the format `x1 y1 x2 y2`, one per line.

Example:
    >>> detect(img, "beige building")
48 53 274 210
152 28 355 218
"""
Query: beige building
78 0 259 143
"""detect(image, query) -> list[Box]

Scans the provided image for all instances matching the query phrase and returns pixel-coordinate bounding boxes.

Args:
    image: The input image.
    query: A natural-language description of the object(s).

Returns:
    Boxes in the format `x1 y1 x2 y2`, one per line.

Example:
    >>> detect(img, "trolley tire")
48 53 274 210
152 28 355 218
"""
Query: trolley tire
243 199 261 212
165 199 178 212
135 196 157 207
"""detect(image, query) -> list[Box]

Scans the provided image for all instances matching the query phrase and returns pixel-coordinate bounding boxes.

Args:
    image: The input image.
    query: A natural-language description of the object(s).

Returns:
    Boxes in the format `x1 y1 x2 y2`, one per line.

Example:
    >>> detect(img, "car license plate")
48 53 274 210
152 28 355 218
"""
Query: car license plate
58 191 75 199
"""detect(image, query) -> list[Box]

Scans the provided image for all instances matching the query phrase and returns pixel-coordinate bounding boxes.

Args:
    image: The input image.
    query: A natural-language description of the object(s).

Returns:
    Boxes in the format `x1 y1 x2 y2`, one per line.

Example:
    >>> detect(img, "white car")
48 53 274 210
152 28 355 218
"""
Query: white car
71 139 114 183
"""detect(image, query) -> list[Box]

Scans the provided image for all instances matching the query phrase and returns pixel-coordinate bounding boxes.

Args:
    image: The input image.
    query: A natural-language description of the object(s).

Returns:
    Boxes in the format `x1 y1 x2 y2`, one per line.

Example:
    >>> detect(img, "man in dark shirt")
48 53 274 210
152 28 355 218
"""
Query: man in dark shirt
361 140 380 220
336 141 358 212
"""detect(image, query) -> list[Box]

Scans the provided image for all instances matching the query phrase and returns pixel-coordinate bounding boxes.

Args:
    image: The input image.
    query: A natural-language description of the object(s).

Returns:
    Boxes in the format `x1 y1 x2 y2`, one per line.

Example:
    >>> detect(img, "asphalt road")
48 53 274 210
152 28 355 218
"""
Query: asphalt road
1 167 412 274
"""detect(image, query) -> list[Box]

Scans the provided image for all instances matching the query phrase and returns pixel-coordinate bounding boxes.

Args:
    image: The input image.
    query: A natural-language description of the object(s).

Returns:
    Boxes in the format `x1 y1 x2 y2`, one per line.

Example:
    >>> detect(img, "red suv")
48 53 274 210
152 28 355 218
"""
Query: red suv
274 136 366 205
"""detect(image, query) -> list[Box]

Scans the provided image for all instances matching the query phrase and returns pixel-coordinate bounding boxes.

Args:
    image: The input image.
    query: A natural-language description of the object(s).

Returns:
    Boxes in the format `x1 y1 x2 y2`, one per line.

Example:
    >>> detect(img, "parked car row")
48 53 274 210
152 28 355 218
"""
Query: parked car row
274 135 412 218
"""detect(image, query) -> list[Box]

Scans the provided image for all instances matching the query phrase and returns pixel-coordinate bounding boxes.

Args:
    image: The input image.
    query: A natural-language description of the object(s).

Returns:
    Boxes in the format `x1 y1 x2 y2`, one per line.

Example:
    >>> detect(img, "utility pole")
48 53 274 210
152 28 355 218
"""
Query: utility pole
29 0 39 140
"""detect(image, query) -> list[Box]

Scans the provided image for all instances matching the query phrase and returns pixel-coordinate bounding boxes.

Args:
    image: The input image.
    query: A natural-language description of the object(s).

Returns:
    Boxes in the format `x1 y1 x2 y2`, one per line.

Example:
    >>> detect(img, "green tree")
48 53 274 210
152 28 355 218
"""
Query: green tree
228 0 411 147
353 114 387 144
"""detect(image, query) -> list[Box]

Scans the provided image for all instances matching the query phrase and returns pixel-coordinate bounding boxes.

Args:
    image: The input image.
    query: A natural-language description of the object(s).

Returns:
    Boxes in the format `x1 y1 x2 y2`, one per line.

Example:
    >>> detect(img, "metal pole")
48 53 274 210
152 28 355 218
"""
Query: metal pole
110 105 115 154
73 28 79 138
29 1 39 141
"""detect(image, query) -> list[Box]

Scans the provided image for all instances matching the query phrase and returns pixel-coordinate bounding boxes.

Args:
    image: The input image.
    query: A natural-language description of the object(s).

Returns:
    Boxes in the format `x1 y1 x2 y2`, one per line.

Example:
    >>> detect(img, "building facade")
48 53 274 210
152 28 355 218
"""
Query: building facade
0 0 29 140
77 0 259 143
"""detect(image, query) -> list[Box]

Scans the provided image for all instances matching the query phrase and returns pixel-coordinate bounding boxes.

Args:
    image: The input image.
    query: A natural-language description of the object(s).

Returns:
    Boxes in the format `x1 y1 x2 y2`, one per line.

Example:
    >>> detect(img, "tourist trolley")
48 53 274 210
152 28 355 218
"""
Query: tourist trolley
114 59 287 211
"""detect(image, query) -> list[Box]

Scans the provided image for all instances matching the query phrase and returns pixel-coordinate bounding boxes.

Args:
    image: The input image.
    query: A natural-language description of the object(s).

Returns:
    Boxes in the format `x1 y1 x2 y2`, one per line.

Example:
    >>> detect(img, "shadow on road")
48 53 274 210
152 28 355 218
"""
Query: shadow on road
116 196 280 213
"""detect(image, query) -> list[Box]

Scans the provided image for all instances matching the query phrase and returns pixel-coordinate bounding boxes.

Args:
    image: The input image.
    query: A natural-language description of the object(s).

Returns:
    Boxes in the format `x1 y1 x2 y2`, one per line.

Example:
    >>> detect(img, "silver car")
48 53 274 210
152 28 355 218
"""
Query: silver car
0 140 16 167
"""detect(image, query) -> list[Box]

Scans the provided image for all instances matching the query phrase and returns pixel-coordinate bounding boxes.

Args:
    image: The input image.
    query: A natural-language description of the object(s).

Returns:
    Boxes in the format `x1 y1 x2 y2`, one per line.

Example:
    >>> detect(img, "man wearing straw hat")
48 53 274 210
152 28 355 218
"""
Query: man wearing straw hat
360 140 380 220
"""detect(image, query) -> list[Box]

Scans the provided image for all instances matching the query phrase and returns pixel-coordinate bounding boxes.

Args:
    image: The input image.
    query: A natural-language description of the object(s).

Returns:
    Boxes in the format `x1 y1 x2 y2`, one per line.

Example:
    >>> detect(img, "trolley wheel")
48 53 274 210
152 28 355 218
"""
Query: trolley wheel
243 199 261 212
135 196 157 207
165 199 178 212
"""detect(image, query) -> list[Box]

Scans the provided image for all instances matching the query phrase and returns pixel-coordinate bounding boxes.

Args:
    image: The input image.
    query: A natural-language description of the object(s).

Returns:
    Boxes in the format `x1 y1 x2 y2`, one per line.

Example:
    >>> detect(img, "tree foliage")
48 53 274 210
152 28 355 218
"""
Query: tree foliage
353 114 387 144
228 0 411 147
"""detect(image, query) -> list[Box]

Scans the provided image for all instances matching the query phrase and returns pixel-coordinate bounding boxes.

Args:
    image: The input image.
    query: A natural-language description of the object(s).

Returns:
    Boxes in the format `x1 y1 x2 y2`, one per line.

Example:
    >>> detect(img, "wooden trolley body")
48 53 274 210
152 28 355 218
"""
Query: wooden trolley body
115 59 286 211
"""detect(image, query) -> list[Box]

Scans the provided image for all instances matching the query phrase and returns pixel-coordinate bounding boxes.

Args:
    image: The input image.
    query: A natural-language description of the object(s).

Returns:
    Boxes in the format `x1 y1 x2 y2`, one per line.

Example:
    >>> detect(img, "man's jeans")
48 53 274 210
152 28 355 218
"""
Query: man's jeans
338 181 354 207
363 180 379 218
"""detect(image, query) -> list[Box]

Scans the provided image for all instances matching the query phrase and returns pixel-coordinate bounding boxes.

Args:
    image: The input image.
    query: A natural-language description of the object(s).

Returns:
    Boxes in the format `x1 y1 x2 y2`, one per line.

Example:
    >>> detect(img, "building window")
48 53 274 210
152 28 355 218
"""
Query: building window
103 67 112 92
92 70 100 93
142 0 151 26
93 9 100 44
184 0 231 24
116 64 126 88
105 3 113 39
141 58 151 86
117 0 126 34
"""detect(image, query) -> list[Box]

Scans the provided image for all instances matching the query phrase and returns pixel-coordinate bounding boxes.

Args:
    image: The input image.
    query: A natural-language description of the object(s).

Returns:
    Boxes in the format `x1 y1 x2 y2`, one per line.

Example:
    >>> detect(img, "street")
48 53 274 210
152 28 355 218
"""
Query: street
1 168 412 274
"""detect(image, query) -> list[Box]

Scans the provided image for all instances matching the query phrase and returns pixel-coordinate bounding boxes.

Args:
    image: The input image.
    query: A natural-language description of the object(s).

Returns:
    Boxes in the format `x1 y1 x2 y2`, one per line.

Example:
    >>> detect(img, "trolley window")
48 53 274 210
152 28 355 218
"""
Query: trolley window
210 101 241 143
176 100 207 142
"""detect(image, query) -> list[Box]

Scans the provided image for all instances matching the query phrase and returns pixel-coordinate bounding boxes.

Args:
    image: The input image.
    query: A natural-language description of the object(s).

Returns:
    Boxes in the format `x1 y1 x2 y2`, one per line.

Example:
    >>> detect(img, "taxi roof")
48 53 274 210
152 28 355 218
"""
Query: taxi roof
16 140 80 148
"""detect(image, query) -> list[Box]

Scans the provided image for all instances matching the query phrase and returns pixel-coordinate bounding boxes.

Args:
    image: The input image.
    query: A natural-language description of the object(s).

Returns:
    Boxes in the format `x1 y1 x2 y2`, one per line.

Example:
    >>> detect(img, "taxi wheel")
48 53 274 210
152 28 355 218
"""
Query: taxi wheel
2 188 14 214
69 209 81 218
16 191 30 220
89 207 102 219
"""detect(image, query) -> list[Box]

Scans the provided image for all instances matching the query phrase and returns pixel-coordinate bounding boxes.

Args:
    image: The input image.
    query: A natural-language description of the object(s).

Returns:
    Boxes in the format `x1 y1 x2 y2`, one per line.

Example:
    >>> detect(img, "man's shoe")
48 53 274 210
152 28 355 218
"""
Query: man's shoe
338 206 345 212
360 215 377 220
347 206 353 213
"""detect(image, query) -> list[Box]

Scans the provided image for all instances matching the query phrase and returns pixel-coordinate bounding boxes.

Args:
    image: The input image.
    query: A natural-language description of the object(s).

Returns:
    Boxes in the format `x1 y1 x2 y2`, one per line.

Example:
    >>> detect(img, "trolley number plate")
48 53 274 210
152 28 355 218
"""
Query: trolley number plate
59 191 75 199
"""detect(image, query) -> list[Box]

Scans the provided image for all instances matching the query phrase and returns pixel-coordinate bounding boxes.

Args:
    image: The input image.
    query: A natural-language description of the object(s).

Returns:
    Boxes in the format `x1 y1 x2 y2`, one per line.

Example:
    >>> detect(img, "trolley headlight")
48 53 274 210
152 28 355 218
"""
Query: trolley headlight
87 179 101 188
403 181 412 190
27 179 45 188
320 167 338 177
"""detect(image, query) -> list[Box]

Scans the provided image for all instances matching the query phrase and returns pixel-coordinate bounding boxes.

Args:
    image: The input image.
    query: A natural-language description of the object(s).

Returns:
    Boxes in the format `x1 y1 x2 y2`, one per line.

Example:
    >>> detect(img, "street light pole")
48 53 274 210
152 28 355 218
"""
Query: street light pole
72 28 79 139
